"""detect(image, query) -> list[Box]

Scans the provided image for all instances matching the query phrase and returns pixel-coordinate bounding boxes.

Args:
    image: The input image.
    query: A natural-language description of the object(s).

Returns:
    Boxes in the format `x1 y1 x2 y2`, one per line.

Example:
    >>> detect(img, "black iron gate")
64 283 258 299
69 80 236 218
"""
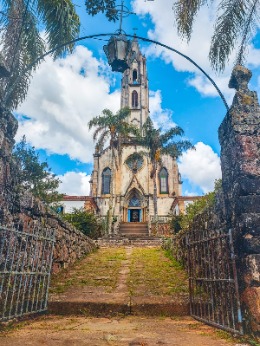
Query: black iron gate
187 229 243 334
0 224 55 321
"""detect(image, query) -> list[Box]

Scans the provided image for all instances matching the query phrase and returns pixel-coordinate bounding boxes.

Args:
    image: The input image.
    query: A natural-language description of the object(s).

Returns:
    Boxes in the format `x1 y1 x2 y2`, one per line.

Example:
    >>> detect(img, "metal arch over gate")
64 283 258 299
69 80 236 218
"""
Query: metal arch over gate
0 225 55 321
187 229 243 335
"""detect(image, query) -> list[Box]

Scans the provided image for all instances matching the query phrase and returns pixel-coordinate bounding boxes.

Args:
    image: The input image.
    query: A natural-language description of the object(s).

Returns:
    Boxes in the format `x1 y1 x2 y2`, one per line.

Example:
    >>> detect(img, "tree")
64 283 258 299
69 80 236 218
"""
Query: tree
88 107 139 233
0 0 80 110
89 107 139 165
169 179 222 232
136 117 193 228
13 136 62 204
174 0 260 71
63 207 103 239
85 0 118 22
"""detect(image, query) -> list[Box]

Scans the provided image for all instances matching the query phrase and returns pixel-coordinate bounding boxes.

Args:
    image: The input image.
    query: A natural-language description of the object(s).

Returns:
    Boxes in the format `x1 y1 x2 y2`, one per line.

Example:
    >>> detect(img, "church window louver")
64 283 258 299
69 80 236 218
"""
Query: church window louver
132 90 138 108
102 167 111 194
133 69 138 83
159 167 168 193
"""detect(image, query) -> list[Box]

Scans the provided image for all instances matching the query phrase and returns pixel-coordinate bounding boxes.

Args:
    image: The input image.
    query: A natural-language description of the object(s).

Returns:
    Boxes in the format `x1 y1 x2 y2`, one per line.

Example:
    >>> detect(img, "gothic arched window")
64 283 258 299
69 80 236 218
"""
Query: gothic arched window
159 167 168 193
132 90 138 108
133 69 138 83
129 195 141 207
102 167 111 194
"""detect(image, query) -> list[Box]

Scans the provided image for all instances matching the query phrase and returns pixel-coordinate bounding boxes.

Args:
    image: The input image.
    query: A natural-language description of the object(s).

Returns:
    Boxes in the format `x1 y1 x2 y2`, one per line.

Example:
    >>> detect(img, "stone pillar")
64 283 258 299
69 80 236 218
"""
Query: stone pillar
218 65 260 333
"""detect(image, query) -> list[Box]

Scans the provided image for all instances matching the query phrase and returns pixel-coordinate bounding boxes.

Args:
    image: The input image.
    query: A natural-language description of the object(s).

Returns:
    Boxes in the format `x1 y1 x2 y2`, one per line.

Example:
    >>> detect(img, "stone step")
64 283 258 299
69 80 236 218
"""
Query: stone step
119 223 149 234
97 238 162 247
120 229 148 233
48 300 189 317
120 223 148 229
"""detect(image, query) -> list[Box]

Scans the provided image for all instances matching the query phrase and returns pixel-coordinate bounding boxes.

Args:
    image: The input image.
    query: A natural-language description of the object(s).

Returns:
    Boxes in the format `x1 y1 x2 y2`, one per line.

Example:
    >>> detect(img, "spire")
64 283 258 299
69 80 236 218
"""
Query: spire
120 38 149 130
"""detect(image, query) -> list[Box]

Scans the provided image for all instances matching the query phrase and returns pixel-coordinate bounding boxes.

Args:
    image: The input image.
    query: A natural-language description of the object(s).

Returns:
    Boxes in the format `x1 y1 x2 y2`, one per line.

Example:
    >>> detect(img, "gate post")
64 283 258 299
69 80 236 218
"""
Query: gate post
219 65 260 333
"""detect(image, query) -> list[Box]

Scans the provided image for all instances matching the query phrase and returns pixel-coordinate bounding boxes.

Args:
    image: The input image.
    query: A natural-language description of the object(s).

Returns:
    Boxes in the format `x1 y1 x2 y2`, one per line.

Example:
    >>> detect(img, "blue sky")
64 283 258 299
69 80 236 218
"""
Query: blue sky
15 0 260 196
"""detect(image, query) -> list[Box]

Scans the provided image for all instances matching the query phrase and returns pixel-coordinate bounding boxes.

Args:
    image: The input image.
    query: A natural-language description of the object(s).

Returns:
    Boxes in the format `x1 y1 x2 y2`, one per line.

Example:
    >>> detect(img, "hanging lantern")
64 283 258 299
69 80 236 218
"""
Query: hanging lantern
104 34 132 73
0 52 10 78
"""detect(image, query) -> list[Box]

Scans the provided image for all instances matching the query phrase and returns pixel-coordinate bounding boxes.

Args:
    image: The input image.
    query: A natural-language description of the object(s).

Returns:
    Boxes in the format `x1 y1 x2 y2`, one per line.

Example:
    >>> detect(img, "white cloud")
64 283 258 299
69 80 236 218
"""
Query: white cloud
149 90 176 129
179 142 222 194
58 171 90 195
132 0 260 102
16 45 120 163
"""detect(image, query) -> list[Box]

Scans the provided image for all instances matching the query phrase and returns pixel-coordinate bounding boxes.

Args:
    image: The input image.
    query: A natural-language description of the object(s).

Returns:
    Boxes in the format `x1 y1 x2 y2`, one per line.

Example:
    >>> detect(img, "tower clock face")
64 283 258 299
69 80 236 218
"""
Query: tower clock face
125 153 143 172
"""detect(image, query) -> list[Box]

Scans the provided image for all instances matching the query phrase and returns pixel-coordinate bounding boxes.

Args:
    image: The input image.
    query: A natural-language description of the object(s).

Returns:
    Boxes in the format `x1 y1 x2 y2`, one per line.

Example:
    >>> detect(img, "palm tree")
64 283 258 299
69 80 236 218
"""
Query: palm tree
88 107 139 233
174 0 260 71
136 117 193 229
0 0 80 110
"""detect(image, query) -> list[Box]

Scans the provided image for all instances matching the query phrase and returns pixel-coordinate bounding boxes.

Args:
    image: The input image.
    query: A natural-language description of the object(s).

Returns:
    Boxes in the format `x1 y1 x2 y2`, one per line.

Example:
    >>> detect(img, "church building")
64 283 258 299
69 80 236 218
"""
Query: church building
89 38 183 235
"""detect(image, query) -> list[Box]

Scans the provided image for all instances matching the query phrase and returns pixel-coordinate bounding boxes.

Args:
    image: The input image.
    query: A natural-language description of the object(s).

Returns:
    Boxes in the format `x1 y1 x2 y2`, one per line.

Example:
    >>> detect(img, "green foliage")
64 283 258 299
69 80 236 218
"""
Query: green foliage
63 207 103 239
135 116 193 223
85 0 118 21
0 0 80 110
169 214 183 234
12 135 62 204
169 179 222 232
173 0 260 71
180 192 215 230
136 116 193 176
88 107 139 152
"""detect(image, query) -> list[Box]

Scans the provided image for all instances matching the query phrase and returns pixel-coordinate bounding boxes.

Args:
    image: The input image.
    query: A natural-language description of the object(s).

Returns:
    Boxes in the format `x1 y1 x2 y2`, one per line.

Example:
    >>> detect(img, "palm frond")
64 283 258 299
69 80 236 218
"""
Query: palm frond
96 129 110 150
1 0 45 109
209 0 256 71
93 126 106 141
37 0 80 57
174 0 208 41
89 116 103 129
117 107 131 121
160 126 184 144
162 140 194 158
237 0 259 65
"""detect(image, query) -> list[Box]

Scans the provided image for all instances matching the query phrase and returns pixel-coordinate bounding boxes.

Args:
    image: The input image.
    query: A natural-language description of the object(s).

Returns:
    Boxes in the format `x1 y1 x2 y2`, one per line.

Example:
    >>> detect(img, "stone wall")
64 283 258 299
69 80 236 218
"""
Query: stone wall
219 66 260 333
169 66 260 334
0 109 96 274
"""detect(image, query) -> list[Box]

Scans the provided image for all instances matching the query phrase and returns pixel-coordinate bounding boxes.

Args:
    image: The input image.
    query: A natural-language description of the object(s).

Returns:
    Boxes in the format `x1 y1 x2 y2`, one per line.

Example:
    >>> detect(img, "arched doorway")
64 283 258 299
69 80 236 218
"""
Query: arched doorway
124 188 146 222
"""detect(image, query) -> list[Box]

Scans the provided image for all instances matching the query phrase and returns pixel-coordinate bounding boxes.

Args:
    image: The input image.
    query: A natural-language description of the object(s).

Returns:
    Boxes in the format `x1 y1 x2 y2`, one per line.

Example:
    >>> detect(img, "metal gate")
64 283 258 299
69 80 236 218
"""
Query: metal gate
187 229 243 334
0 224 55 321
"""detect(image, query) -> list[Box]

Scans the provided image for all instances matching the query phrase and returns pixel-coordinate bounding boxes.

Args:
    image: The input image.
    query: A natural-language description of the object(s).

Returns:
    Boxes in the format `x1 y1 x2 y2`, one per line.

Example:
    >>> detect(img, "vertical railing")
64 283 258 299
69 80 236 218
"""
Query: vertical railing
0 224 55 321
187 229 243 335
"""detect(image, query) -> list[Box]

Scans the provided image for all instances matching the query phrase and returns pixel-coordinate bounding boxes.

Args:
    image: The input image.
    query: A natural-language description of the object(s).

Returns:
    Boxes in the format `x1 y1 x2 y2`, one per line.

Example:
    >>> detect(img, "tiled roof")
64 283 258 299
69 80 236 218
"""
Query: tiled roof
62 196 91 201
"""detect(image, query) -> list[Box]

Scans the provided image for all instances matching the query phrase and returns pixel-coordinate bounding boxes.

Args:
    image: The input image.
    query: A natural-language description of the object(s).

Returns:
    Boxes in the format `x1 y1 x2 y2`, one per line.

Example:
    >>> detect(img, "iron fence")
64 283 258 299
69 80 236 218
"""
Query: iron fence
0 224 55 321
187 229 243 335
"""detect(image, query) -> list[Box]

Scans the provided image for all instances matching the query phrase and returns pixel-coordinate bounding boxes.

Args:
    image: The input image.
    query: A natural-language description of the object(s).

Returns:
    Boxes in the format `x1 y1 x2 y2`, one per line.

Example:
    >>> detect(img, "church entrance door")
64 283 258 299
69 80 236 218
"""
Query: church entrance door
129 209 141 222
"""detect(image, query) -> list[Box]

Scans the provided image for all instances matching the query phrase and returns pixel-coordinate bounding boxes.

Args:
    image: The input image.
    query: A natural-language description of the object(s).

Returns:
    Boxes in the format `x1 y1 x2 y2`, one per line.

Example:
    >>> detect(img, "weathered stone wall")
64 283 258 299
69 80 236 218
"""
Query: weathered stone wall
218 66 260 333
169 66 260 334
0 109 96 274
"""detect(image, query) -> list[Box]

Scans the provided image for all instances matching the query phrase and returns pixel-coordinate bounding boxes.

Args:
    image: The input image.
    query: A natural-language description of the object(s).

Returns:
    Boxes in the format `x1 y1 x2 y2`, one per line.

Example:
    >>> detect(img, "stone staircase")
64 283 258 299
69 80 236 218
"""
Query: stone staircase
119 222 149 238
97 222 162 246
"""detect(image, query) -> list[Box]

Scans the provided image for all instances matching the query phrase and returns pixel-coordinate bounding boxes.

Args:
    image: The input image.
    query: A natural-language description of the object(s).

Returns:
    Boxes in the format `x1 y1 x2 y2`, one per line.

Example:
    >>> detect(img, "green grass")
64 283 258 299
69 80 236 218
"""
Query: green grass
128 247 188 297
49 248 127 294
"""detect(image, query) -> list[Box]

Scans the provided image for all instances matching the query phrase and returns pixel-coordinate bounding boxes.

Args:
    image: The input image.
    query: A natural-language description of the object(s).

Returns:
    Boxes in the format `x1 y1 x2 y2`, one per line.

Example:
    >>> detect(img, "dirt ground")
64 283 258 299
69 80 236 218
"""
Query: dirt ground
0 246 256 345
0 315 250 346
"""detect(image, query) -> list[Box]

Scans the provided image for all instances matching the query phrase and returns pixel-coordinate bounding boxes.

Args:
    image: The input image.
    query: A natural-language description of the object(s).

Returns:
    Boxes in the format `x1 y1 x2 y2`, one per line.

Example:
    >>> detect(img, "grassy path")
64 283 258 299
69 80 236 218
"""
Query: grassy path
50 247 127 294
128 247 188 297
49 246 188 302
0 246 253 345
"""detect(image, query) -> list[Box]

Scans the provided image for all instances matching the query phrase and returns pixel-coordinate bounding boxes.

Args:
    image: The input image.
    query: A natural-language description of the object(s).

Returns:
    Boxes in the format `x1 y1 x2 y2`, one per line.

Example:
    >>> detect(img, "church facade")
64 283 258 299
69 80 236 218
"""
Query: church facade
89 38 183 232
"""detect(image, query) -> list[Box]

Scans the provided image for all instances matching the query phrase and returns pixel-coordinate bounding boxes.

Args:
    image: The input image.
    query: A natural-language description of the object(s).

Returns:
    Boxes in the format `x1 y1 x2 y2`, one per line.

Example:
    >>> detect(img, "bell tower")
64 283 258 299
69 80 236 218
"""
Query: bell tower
121 38 149 130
